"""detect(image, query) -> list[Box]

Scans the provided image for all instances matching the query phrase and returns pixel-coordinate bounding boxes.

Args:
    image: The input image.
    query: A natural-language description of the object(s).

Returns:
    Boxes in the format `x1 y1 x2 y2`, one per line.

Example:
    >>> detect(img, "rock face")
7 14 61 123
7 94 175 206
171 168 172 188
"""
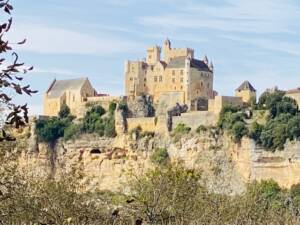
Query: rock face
127 95 155 118
15 125 300 195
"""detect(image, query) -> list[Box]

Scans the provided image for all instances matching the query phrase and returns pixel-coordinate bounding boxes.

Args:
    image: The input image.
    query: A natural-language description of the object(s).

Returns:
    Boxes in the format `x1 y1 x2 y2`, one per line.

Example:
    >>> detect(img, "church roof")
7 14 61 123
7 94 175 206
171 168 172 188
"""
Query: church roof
167 56 211 72
46 77 88 98
236 81 256 92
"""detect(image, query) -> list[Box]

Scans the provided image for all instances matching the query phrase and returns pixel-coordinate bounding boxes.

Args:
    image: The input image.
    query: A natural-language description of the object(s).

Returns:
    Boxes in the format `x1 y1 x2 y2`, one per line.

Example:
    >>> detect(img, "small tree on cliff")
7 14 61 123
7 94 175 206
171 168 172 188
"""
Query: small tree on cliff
0 0 36 142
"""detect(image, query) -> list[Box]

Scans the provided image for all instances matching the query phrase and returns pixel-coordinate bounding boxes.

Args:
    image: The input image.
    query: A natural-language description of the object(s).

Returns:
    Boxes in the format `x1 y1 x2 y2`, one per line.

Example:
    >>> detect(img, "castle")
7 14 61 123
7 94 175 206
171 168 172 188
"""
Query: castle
43 39 262 121
125 39 214 108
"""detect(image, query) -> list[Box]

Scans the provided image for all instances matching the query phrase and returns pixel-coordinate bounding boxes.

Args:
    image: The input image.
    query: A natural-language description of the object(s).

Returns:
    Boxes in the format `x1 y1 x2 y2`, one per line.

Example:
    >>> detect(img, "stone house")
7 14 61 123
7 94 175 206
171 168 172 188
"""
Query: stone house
286 88 300 107
235 81 256 103
44 78 97 117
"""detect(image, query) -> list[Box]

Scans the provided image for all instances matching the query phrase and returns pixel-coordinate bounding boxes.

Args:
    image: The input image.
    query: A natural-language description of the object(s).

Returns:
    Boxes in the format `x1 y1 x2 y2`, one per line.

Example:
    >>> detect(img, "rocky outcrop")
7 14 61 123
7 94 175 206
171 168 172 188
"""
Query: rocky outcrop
127 95 155 118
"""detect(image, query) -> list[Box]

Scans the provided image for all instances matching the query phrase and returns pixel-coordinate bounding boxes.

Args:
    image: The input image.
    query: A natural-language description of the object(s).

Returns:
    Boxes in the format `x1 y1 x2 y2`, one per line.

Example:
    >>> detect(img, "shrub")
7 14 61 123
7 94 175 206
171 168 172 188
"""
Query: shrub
36 118 69 143
231 121 248 142
196 125 207 134
63 123 82 141
248 122 264 143
108 102 117 116
103 117 116 138
150 148 169 165
118 100 128 112
58 103 71 119
173 123 191 135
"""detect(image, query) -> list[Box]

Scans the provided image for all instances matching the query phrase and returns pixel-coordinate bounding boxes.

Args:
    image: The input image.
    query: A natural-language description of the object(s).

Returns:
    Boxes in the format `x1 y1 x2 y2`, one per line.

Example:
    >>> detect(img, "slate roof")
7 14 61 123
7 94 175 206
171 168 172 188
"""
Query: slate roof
236 81 256 92
46 78 88 98
166 56 211 72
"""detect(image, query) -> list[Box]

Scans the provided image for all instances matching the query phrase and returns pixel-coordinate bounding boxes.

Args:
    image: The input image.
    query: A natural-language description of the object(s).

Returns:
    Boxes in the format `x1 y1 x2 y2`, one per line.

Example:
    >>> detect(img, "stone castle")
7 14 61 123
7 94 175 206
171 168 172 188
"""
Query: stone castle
125 39 214 106
43 39 300 131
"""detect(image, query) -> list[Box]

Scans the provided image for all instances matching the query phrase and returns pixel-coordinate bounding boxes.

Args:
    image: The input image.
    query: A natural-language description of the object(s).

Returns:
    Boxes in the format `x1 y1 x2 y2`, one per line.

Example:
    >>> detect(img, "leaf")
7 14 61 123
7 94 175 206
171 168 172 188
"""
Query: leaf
17 38 26 45
4 6 10 14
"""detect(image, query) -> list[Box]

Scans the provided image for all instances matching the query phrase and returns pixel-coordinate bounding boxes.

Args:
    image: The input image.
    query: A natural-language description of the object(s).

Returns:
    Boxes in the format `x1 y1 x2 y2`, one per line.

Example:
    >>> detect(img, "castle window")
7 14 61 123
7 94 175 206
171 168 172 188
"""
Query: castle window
144 78 146 82
154 76 158 82
73 95 75 102
201 82 203 87
159 76 162 82
172 70 175 75
180 78 183 83
181 85 183 90
172 78 175 83
148 55 152 59
130 77 133 81
174 86 176 90
180 70 183 75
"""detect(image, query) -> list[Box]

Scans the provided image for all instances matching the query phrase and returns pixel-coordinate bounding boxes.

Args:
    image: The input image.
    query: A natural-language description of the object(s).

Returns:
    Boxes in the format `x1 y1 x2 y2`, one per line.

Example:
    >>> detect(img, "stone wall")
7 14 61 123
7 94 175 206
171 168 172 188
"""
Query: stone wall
208 96 244 115
172 111 217 130
127 117 157 132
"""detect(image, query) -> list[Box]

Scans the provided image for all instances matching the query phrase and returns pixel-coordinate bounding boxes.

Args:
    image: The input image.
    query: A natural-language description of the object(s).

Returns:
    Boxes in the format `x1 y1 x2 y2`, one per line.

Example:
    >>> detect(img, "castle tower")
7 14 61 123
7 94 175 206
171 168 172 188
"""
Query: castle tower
235 81 256 104
163 38 171 62
146 45 161 65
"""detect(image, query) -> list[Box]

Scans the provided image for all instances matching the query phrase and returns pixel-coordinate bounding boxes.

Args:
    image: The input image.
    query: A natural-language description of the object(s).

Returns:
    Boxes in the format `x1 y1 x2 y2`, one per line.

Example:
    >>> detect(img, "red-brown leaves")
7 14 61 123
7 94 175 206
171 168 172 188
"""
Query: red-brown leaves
0 1 36 141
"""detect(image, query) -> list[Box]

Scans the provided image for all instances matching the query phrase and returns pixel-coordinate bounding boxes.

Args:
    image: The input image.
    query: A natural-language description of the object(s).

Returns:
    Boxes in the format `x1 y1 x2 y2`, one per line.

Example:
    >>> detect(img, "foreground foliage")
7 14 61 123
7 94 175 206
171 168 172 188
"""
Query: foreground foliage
1 153 300 225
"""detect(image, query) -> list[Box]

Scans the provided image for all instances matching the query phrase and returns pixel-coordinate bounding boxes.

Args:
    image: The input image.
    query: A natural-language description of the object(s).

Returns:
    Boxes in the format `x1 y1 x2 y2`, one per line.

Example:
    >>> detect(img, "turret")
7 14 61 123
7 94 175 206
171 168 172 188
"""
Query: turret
209 61 214 72
146 46 161 65
203 55 209 65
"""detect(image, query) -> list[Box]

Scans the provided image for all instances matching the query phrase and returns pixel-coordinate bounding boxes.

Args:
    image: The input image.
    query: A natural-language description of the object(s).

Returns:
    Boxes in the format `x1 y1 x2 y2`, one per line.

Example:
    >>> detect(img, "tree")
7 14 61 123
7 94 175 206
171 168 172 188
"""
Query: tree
58 103 70 119
0 1 36 141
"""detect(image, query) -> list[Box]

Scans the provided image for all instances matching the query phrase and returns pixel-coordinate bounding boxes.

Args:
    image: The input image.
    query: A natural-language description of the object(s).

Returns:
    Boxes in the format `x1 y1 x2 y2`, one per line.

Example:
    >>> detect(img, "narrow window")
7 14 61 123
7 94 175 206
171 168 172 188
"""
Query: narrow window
159 76 162 82
172 70 175 75
180 78 183 83
154 76 158 82
180 70 183 75
172 78 175 83
144 78 146 82
73 95 75 102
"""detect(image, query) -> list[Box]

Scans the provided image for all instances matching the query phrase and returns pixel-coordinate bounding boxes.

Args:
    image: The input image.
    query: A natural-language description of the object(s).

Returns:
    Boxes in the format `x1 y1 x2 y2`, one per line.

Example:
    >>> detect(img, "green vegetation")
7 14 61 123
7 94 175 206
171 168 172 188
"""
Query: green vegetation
36 103 117 143
58 103 71 119
150 148 169 165
218 105 248 142
3 157 300 224
196 124 207 134
173 123 191 135
219 92 300 150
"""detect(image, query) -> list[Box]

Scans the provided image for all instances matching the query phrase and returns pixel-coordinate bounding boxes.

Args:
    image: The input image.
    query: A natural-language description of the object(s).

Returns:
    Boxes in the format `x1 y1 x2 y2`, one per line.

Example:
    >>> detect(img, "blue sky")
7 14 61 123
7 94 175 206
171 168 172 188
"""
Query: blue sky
8 0 300 115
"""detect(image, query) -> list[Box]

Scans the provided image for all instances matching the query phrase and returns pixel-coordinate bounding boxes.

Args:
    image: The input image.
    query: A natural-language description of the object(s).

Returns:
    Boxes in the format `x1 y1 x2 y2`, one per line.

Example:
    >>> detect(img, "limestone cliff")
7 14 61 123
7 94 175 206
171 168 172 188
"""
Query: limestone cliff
11 124 300 195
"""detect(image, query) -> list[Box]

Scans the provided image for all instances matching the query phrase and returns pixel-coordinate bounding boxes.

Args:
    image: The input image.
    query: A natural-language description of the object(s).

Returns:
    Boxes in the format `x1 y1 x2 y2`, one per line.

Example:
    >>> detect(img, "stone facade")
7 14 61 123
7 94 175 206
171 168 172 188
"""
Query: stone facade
208 96 244 114
235 81 256 103
286 88 300 107
44 78 97 117
125 39 214 107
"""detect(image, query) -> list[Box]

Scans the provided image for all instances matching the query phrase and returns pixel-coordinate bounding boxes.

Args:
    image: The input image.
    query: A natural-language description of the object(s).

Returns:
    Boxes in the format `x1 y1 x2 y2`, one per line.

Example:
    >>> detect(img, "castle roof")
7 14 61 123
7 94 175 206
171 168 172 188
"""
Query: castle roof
286 87 300 94
236 81 256 92
167 56 211 72
46 77 89 98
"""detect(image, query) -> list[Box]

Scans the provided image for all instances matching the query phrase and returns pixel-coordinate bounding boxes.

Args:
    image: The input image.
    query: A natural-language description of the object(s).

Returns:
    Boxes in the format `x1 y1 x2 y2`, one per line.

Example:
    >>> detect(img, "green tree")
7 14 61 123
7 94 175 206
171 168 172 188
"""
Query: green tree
58 103 70 119
36 118 69 143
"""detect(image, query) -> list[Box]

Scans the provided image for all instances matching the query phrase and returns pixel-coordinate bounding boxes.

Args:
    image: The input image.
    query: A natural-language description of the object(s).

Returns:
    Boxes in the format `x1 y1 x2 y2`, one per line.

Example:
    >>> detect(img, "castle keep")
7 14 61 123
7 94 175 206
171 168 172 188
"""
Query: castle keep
125 39 214 107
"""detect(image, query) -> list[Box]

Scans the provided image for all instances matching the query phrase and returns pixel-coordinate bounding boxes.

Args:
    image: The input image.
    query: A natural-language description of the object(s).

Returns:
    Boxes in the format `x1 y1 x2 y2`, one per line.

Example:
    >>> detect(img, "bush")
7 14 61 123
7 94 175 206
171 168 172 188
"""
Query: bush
63 123 82 141
103 117 116 137
108 102 117 115
231 121 248 142
36 118 69 143
150 148 169 165
196 125 207 134
58 103 71 119
248 122 264 143
118 100 128 112
173 123 191 135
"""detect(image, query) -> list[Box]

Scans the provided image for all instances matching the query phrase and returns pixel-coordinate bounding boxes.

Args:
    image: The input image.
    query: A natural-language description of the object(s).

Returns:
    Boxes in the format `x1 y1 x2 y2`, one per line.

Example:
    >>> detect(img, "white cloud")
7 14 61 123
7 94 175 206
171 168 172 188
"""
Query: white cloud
8 23 144 55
